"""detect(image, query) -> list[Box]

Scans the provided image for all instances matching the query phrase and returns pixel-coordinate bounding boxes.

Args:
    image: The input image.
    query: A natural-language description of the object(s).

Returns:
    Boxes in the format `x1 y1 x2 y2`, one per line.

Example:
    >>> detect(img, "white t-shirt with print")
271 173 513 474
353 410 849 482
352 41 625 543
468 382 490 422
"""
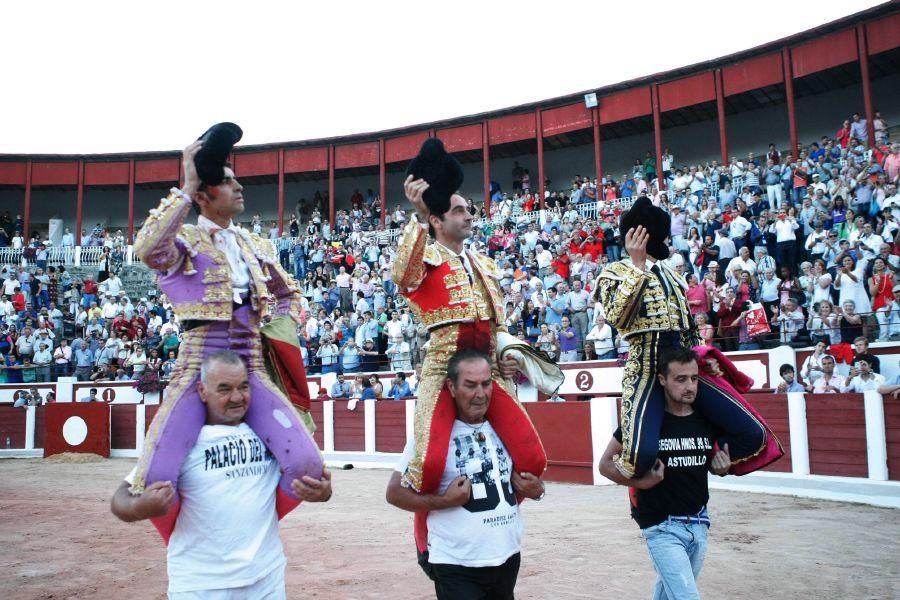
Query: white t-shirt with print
127 423 284 593
396 420 522 567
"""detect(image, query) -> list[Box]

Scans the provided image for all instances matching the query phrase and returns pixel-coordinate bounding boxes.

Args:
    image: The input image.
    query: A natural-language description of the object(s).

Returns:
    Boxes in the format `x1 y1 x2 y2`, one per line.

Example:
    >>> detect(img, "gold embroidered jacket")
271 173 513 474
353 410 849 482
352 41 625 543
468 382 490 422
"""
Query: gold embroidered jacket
391 219 505 331
594 259 693 339
133 191 301 322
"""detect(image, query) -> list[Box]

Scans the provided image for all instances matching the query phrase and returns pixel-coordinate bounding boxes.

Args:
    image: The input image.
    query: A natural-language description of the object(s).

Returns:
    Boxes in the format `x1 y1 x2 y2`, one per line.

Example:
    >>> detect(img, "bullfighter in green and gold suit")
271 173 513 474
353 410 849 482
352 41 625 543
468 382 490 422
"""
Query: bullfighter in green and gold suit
595 197 769 479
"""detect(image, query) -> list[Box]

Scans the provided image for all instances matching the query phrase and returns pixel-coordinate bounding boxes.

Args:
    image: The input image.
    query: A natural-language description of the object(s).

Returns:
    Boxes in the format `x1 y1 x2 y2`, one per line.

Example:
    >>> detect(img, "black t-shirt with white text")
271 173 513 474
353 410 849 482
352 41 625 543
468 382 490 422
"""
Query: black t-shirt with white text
614 410 721 529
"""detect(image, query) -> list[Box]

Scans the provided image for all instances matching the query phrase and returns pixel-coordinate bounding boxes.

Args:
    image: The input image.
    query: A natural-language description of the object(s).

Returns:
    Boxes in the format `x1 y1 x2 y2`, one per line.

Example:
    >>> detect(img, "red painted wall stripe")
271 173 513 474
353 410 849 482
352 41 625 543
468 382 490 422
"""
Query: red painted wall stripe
284 147 328 173
658 72 716 112
542 103 593 137
791 29 858 79
488 113 536 145
599 87 652 124
385 132 430 164
723 52 783 97
233 151 278 177
0 162 27 185
335 142 379 169
866 12 900 55
32 162 78 186
84 162 129 186
135 158 179 184
437 124 483 153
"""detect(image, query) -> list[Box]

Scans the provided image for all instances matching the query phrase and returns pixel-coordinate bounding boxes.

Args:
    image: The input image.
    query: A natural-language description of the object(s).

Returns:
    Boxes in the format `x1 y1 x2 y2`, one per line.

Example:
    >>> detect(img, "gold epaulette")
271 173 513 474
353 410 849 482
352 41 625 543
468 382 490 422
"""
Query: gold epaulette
470 251 501 278
179 224 202 247
423 244 442 266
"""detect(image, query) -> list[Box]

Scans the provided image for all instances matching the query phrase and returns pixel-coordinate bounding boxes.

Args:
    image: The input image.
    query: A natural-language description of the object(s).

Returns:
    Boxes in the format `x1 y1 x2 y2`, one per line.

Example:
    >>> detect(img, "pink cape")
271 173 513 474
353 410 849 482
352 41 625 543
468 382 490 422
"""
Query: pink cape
694 346 785 475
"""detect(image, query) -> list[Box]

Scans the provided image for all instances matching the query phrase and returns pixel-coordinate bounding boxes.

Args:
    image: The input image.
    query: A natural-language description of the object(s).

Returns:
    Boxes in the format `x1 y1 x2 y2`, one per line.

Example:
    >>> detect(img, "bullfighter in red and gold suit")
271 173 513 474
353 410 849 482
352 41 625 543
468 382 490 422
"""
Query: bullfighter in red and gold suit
392 140 547 514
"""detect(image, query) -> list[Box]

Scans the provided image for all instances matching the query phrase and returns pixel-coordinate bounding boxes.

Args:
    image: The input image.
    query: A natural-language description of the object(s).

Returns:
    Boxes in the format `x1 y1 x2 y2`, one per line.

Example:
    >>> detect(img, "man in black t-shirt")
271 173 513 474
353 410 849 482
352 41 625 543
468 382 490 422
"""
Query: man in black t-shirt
600 348 732 600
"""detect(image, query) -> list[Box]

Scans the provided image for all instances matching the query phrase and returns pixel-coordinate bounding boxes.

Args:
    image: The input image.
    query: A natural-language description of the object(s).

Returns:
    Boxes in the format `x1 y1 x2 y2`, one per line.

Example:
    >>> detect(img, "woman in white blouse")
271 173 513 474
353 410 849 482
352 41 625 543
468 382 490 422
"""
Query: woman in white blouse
807 299 840 344
834 255 871 315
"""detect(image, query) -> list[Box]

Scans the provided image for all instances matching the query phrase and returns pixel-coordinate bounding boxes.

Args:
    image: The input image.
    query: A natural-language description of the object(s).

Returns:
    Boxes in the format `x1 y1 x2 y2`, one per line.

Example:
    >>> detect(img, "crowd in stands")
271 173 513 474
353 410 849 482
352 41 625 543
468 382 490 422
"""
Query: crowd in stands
2 110 899 398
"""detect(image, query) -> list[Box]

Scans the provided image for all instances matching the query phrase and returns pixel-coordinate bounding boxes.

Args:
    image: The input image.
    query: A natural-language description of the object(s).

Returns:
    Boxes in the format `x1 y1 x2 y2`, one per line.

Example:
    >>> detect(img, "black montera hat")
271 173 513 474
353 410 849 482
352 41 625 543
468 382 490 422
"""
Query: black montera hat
619 195 670 260
195 122 243 186
405 138 464 215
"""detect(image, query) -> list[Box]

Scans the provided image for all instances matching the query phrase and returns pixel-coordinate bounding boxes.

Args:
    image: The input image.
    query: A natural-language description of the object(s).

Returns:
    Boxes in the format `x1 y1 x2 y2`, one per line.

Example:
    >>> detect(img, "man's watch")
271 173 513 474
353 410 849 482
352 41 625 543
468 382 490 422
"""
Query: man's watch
534 484 546 501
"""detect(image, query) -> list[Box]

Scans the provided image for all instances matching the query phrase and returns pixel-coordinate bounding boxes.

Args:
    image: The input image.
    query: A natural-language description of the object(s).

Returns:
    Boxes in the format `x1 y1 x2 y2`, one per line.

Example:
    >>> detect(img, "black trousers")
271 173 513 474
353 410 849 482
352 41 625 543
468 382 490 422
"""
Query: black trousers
429 553 521 600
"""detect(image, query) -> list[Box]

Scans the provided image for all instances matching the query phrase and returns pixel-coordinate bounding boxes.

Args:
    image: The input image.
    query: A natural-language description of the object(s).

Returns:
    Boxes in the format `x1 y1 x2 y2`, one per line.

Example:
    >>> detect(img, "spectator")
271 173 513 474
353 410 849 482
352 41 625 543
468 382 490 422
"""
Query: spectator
811 355 842 393
851 337 880 374
557 316 578 362
842 358 884 392
776 364 805 393
79 387 99 402
330 373 351 399
388 372 411 401
586 315 616 359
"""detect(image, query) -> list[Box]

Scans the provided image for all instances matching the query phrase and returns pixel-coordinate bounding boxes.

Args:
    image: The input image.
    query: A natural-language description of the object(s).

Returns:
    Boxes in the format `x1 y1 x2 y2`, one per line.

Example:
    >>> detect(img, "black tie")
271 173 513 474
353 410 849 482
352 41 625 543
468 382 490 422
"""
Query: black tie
651 264 672 298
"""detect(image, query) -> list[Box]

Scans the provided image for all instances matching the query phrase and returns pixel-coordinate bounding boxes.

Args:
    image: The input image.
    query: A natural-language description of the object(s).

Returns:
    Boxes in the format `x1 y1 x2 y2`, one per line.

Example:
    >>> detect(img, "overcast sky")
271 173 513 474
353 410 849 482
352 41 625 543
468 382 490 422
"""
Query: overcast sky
0 0 883 155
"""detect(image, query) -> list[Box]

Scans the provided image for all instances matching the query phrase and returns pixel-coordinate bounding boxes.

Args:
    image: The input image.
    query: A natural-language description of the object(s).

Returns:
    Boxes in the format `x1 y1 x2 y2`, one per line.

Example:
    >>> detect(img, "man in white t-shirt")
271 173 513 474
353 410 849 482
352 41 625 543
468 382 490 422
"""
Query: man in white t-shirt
386 349 545 600
111 350 332 599
841 357 885 393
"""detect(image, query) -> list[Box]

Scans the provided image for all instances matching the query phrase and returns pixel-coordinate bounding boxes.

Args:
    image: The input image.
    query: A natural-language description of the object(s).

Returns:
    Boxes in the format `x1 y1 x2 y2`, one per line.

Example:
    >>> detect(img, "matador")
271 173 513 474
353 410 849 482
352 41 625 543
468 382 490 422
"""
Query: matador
595 196 782 479
391 139 547 508
132 123 322 542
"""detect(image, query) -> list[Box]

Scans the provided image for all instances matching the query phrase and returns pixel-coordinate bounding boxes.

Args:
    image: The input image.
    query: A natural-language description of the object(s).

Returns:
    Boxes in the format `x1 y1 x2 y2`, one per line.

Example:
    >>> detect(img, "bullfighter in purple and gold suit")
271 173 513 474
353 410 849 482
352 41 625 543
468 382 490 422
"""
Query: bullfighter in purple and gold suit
131 124 322 542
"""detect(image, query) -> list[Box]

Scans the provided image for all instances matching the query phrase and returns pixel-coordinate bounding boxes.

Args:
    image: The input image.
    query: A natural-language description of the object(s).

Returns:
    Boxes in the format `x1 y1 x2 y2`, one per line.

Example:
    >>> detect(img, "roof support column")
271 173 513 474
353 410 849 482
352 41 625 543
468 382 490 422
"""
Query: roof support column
277 149 285 234
651 84 664 192
127 159 135 243
328 145 336 226
856 24 876 147
75 161 84 243
536 109 545 210
379 138 386 227
715 69 728 166
592 108 602 185
482 121 491 217
23 160 32 238
782 48 799 159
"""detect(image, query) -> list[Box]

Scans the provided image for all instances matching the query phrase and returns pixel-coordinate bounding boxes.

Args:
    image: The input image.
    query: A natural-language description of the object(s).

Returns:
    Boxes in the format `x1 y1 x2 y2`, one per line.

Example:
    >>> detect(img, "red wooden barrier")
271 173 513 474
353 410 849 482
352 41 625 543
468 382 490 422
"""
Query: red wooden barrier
43 403 110 458
33 406 46 449
332 401 365 452
309 402 325 449
805 394 867 477
145 405 159 433
525 402 593 484
375 401 406 453
746 394 792 473
110 405 137 449
0 406 26 448
884 395 900 482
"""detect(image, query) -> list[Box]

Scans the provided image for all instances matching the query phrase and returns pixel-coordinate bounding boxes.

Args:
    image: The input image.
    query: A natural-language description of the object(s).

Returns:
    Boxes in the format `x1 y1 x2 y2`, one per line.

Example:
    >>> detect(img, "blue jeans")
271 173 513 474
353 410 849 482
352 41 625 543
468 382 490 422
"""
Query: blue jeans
607 245 621 262
642 520 709 600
